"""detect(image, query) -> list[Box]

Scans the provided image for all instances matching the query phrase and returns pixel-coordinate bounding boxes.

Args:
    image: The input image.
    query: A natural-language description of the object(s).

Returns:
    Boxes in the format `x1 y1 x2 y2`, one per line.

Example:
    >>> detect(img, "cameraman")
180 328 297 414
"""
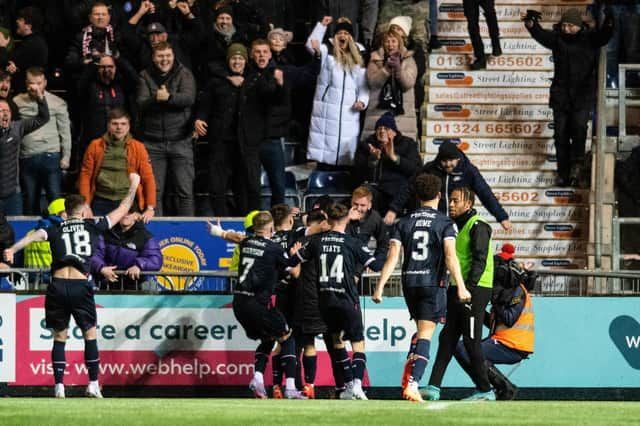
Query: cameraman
454 243 536 400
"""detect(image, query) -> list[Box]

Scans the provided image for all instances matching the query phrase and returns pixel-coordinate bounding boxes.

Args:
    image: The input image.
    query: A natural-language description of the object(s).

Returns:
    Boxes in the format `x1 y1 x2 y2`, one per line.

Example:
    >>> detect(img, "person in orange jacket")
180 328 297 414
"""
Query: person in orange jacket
454 243 535 400
79 107 156 223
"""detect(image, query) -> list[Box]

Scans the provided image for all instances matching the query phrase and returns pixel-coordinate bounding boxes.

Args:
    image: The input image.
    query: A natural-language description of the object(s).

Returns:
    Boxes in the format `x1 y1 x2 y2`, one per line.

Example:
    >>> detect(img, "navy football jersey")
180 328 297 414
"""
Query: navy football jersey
392 206 458 288
235 235 297 304
46 217 111 275
298 230 377 305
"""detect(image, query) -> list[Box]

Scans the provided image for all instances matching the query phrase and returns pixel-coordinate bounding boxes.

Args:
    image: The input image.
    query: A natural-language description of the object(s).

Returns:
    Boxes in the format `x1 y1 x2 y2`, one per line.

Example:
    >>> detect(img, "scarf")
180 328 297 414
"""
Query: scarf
82 25 115 58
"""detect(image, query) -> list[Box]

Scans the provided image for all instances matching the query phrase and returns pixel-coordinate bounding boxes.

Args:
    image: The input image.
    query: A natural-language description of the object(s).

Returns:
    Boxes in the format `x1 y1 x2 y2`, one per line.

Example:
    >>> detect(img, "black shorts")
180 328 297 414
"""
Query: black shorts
233 295 290 341
45 278 97 332
319 295 364 342
403 286 447 323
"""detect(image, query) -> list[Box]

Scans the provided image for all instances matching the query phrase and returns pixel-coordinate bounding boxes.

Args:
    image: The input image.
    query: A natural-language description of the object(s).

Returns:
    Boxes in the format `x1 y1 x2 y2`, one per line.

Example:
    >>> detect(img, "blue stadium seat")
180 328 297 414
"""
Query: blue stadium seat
303 171 352 212
260 170 301 209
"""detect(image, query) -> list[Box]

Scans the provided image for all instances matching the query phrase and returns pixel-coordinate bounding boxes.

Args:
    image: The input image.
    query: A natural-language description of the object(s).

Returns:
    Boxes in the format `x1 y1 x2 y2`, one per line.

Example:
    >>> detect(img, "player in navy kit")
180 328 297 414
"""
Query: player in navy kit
297 203 384 400
372 174 470 402
4 173 141 399
222 211 306 399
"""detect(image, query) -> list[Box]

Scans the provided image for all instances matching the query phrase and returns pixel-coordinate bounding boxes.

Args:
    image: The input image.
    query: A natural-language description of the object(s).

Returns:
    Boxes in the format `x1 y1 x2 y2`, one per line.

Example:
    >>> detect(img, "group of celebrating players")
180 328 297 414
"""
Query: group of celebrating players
208 173 496 402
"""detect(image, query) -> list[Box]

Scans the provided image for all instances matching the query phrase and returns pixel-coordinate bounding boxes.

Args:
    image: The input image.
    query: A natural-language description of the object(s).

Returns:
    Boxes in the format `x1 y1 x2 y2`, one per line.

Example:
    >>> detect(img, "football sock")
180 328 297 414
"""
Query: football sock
410 339 431 383
407 333 418 359
303 355 317 384
352 352 367 381
335 348 353 383
279 337 297 381
255 340 273 374
285 377 296 392
272 354 282 386
254 371 264 384
84 339 99 382
52 341 66 384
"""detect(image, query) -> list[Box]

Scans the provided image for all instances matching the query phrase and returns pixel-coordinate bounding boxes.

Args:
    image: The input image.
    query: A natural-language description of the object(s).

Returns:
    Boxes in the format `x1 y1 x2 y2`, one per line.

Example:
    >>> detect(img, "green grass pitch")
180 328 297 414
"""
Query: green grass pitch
1 399 640 425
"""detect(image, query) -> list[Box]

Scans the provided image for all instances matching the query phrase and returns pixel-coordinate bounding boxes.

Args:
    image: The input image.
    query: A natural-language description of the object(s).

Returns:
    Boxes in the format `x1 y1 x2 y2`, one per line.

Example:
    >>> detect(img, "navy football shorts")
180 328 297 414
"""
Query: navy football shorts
45 278 97 332
403 286 447 323
319 295 364 342
233 294 290 341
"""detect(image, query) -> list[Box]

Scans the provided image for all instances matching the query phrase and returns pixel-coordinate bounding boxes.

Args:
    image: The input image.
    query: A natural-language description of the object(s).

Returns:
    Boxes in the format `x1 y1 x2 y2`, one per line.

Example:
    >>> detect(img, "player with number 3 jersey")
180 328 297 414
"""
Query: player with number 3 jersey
373 174 470 402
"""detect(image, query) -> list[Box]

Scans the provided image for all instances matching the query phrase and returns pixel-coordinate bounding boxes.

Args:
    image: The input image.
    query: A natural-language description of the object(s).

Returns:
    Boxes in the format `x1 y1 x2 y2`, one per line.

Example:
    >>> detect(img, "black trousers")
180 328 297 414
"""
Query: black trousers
552 107 591 179
463 0 501 60
208 142 261 216
429 285 492 392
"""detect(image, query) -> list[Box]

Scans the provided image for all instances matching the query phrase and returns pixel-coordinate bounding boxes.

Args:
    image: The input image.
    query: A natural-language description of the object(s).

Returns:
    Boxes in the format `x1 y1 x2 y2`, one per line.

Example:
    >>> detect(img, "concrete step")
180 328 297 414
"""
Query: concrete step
429 70 553 87
434 38 550 54
437 20 552 38
435 3 590 21
477 205 588 222
425 103 552 121
491 222 586 239
428 86 549 104
429 53 553 71
425 120 554 138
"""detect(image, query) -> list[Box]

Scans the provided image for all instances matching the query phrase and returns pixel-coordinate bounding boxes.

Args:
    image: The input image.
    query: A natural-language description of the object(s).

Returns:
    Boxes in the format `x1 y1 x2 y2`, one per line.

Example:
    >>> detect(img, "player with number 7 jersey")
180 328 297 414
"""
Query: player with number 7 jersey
296 203 385 400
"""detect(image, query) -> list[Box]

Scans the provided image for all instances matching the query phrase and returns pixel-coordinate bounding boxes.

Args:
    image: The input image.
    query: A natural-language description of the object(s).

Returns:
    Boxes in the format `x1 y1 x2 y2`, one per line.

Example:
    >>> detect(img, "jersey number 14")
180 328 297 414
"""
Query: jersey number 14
319 253 344 282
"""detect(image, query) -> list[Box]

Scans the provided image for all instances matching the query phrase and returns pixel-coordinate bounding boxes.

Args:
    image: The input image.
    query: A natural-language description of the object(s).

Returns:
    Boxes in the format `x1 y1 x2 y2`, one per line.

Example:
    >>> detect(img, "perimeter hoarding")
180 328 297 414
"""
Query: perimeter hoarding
5 295 640 388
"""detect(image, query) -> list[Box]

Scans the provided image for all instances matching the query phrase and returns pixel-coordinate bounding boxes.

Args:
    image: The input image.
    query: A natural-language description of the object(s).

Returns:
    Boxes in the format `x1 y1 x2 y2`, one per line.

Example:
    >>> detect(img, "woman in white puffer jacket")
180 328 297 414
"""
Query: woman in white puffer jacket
306 16 369 169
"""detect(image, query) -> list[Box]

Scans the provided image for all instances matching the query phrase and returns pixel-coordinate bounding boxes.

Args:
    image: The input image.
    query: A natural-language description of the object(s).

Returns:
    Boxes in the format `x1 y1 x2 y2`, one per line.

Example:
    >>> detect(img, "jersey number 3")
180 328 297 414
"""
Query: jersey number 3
61 231 92 256
412 231 430 261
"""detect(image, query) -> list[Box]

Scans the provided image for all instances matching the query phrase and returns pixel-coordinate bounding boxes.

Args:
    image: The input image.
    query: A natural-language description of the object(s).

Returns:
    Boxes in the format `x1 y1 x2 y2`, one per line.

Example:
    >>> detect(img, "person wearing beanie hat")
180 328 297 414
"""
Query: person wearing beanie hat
384 140 511 232
497 243 516 260
227 42 248 61
267 28 293 54
305 16 369 168
353 110 421 214
523 6 613 186
560 8 583 29
389 16 412 40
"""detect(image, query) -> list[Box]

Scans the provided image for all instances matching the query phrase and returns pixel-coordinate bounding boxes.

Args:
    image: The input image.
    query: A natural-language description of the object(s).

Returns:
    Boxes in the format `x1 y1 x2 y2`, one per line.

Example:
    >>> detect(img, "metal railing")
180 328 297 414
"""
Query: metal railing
617 64 640 152
2 268 638 297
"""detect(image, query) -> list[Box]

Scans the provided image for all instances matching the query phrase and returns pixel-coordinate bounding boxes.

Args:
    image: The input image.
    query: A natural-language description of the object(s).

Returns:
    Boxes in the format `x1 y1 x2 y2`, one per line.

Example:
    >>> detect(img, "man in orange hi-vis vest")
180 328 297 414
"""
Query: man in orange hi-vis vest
454 243 535 401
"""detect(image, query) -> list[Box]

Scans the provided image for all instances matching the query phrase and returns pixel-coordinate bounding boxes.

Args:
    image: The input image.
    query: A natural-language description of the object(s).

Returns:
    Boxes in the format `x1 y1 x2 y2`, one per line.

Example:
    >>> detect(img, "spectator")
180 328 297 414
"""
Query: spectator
0 29 13 79
79 108 156 221
454 243 535 400
202 6 247 81
312 0 379 48
65 2 122 75
364 29 417 141
0 70 19 117
353 112 421 215
195 42 277 216
524 7 614 186
616 144 640 217
263 32 322 207
6 6 48 94
605 1 640 88
387 16 427 141
0 210 15 270
306 16 369 169
211 0 269 42
377 0 430 51
77 54 138 152
137 41 196 216
268 27 295 66
13 67 71 215
126 1 203 71
346 186 390 278
91 204 163 290
0 86 49 215
387 141 512 231
464 0 501 70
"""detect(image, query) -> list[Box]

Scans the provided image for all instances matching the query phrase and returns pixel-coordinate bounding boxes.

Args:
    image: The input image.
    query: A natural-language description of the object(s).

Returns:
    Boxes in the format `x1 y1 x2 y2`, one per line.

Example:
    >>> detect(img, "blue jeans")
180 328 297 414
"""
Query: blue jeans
259 138 286 207
91 196 120 216
20 152 62 215
0 192 23 215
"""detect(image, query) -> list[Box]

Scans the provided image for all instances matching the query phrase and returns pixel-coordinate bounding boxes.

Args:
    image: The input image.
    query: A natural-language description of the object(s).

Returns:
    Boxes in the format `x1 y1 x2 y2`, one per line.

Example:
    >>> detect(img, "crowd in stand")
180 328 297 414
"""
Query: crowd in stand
0 0 637 222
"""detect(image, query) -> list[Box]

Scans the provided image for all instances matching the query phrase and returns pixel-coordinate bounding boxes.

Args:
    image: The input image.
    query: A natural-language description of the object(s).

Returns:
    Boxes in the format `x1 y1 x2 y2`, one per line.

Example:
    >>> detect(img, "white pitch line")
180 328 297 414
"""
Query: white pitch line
425 402 452 410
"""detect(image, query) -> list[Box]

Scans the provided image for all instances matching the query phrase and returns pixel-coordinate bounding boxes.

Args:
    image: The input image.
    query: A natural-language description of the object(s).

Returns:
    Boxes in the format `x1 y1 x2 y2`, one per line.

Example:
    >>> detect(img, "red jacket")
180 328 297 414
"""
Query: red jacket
79 135 156 210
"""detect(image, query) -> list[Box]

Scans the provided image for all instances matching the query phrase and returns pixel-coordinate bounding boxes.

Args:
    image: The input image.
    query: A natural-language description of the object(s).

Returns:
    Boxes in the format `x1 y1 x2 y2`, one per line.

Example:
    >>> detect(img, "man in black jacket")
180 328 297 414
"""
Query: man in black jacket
524 7 613 186
386 141 512 231
0 86 49 215
353 111 421 215
6 6 48 94
195 42 277 216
